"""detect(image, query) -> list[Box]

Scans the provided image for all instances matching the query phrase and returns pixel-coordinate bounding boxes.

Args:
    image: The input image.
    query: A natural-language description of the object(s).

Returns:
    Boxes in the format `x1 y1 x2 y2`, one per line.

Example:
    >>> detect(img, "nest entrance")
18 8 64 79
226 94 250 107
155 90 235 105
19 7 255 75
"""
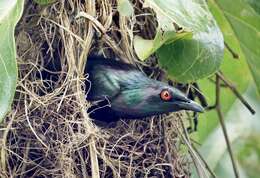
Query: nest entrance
1 1 193 177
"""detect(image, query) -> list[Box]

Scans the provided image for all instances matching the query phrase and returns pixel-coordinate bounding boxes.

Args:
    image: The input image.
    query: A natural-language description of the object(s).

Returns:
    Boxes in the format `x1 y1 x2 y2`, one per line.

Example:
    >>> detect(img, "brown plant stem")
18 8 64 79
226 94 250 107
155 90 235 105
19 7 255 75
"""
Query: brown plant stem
217 72 255 115
215 75 240 178
191 144 218 178
224 42 239 59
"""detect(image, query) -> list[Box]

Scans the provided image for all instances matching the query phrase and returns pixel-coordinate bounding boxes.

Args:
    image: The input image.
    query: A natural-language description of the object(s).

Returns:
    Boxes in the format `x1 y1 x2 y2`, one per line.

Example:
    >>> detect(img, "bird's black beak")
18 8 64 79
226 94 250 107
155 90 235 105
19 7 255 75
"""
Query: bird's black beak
175 99 204 113
173 93 204 113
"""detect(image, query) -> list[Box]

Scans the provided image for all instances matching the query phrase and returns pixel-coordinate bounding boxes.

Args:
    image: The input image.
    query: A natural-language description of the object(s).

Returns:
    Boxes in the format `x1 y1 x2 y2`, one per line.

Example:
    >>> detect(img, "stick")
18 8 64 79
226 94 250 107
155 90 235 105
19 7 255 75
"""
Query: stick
217 72 255 115
215 75 240 178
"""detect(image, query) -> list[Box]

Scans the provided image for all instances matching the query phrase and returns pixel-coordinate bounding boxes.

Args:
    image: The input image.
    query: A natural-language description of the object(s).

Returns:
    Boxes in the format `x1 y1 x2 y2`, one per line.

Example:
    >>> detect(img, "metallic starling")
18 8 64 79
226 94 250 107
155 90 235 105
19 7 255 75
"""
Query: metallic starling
86 56 204 122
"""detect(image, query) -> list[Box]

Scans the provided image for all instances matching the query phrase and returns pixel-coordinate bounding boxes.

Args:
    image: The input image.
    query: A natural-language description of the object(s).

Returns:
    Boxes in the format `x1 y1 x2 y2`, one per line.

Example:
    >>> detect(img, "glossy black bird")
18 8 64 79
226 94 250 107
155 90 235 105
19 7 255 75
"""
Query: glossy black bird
86 56 204 122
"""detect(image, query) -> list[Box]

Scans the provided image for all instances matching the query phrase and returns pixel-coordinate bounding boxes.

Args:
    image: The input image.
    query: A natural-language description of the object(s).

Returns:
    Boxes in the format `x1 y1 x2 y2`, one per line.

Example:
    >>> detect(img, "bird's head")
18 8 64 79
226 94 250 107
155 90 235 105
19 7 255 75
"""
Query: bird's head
111 79 204 118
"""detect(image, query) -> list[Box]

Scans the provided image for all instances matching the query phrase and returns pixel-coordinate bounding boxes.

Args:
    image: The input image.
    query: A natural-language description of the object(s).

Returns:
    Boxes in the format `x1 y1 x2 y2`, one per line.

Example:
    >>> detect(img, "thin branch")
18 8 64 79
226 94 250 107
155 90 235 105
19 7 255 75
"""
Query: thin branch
191 144 218 178
75 11 107 34
217 72 255 115
224 42 239 59
205 104 217 111
178 118 209 178
215 75 240 178
208 78 228 87
1 110 16 174
25 100 48 149
160 118 175 177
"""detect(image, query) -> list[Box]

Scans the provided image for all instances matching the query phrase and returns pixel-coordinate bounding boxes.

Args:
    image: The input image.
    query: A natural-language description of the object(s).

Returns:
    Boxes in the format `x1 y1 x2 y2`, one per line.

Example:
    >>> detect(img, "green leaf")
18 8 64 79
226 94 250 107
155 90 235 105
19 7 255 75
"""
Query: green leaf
134 32 192 61
0 0 24 122
117 0 134 17
246 0 260 14
208 0 260 94
133 0 195 61
33 0 56 5
154 0 224 82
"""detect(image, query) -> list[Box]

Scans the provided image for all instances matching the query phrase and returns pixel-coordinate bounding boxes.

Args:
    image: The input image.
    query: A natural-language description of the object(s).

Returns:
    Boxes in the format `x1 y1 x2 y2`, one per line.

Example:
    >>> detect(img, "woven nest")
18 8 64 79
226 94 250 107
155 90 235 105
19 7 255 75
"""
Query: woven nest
1 0 197 177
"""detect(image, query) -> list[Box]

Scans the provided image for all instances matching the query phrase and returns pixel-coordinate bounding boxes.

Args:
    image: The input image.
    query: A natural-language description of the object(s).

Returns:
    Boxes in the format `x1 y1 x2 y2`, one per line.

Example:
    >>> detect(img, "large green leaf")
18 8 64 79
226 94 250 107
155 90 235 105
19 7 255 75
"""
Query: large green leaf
208 0 260 94
134 31 191 61
133 0 193 60
0 0 24 122
142 0 224 82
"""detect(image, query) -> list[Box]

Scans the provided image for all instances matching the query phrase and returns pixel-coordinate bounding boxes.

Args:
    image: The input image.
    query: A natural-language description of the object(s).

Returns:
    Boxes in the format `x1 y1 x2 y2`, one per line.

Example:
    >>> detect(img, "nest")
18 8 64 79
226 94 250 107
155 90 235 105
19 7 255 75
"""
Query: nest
0 0 198 177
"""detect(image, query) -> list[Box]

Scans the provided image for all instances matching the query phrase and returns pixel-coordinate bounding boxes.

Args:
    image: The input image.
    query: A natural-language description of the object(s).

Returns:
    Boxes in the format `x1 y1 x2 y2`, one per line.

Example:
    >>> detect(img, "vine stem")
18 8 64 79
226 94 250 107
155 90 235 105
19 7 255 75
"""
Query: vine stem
215 75 240 178
191 143 218 178
217 72 255 115
224 42 239 59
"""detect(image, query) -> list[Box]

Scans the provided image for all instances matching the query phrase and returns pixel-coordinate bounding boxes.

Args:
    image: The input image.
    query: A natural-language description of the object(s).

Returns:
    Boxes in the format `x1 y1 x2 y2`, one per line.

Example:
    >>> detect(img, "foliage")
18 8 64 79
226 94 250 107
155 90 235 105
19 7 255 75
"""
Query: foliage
134 0 224 82
0 0 259 177
0 0 24 122
208 0 260 95
196 1 260 177
133 0 260 177
196 0 260 141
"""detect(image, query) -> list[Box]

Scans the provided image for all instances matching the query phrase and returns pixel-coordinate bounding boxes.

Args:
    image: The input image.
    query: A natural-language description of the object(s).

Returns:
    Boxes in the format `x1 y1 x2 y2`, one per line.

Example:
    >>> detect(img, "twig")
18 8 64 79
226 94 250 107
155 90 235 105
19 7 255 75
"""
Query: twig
205 104 216 111
43 17 85 45
1 110 16 174
75 10 129 62
215 75 240 178
191 144 218 178
208 78 227 87
21 141 31 178
217 72 255 115
178 117 209 178
160 119 175 177
73 1 101 177
224 42 239 59
25 100 48 149
76 11 107 34
78 149 90 178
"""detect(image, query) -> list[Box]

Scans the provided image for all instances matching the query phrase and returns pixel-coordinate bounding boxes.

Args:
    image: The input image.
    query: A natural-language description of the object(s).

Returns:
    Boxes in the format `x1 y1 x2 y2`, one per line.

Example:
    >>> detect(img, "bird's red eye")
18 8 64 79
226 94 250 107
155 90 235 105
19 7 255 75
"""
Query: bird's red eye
160 89 172 101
